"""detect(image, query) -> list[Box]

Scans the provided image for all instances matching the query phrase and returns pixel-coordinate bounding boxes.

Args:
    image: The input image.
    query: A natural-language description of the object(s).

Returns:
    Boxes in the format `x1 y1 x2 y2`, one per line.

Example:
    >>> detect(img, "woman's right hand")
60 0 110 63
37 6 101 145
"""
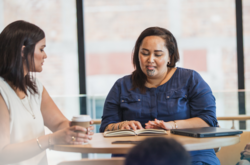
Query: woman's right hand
51 125 94 145
145 119 173 130
120 120 143 131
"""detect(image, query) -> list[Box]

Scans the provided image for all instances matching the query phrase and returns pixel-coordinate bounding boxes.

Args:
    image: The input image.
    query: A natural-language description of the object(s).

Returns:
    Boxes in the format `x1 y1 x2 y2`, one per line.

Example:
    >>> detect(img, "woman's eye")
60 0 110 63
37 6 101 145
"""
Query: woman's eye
141 52 149 56
40 49 44 52
155 54 162 57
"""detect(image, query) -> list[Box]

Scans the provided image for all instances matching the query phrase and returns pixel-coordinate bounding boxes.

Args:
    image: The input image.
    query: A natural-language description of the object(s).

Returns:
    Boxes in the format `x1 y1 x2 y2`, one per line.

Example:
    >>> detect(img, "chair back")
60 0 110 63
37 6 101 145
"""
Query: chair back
216 131 250 165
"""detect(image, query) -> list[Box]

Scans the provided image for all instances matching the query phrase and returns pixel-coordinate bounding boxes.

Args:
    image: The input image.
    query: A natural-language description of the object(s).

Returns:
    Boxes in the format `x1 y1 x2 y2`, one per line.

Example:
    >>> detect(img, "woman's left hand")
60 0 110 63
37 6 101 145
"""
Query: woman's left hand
145 119 173 130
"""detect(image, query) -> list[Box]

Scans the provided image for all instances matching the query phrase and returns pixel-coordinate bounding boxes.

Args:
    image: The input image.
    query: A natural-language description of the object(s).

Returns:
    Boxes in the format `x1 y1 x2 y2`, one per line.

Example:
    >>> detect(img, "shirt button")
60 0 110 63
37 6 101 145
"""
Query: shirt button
122 100 124 102
138 99 140 101
167 96 169 98
185 95 187 97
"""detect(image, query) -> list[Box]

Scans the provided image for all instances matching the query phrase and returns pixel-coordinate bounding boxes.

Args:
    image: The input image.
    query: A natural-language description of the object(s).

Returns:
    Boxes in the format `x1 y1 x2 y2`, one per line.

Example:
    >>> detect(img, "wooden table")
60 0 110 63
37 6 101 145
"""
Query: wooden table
51 132 240 154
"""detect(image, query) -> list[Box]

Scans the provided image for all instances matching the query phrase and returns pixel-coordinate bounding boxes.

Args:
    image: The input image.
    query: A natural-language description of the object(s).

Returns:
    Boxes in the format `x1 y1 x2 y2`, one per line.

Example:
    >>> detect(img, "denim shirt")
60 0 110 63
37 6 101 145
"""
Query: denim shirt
100 67 220 165
100 67 218 131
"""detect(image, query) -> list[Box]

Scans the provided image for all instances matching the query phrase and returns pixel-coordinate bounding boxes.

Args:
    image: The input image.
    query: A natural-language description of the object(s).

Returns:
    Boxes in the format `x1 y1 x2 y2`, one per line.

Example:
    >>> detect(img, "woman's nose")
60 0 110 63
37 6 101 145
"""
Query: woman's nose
147 54 154 63
44 53 47 59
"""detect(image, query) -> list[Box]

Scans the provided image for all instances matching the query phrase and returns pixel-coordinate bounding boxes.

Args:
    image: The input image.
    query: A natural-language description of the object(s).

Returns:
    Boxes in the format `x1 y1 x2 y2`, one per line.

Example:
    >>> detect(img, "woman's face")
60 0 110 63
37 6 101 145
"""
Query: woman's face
138 36 169 79
33 37 47 72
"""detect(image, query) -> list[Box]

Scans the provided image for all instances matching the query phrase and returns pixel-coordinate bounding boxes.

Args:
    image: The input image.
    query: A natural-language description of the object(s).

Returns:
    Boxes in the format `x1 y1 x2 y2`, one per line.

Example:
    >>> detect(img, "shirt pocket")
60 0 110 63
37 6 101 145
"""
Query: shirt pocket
120 94 142 120
158 89 188 115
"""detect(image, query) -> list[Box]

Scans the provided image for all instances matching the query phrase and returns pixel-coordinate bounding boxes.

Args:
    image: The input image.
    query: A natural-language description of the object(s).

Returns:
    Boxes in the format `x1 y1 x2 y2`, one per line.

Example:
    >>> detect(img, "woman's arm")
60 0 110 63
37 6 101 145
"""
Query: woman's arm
0 94 52 164
41 87 69 131
187 71 218 127
100 80 122 132
41 86 93 144
0 87 93 164
146 71 217 130
145 117 209 130
170 117 209 128
100 79 142 132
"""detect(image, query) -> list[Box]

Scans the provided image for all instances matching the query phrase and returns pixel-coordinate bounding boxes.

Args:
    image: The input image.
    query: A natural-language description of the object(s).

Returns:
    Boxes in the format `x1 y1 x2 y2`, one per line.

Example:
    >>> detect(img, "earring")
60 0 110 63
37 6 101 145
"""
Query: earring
167 61 170 65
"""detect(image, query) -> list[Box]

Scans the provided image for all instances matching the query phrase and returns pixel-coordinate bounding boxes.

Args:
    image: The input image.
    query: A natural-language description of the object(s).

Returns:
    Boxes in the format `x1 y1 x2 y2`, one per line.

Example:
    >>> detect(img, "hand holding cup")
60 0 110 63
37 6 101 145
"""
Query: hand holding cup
70 115 94 144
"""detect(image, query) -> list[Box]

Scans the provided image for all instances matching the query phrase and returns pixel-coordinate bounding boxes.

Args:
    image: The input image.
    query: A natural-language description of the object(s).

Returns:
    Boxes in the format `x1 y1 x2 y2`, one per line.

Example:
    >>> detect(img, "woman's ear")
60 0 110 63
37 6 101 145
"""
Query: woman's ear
21 45 25 58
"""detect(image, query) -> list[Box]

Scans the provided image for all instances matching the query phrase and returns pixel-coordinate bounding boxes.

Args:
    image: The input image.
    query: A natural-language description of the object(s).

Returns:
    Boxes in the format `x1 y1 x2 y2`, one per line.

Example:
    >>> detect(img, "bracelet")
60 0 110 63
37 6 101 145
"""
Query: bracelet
48 134 52 150
36 138 43 150
173 121 178 129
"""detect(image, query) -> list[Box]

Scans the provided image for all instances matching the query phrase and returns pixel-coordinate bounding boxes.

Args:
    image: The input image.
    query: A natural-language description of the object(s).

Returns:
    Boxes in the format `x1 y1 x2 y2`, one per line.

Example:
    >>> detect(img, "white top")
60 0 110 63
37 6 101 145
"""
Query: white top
0 77 47 165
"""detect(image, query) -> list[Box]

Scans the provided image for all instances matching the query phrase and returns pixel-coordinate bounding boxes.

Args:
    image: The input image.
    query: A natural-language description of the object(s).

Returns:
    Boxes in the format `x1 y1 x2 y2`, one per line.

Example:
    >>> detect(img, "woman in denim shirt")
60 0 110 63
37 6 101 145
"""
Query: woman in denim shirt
100 27 220 165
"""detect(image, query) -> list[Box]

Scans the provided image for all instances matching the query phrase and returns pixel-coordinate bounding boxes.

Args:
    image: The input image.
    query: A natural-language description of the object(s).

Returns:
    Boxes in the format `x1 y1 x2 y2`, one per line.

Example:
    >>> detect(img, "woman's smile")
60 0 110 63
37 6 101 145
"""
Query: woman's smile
146 66 156 70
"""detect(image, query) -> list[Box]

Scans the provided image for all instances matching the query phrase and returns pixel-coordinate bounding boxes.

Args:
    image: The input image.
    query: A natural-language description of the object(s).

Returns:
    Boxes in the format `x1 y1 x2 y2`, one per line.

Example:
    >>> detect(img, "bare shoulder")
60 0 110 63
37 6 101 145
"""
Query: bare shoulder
0 94 9 116
0 92 10 151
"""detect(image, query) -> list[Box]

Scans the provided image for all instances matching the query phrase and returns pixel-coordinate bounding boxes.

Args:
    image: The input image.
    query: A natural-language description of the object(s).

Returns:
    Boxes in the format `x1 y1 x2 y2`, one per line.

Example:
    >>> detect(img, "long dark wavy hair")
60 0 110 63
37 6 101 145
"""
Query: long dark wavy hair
0 20 45 95
131 27 180 93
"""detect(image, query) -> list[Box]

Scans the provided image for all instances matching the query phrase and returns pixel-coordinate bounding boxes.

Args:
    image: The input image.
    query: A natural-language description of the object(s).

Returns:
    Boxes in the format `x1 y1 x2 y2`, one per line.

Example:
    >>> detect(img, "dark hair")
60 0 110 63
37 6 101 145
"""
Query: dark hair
131 27 180 93
0 20 45 95
125 137 191 165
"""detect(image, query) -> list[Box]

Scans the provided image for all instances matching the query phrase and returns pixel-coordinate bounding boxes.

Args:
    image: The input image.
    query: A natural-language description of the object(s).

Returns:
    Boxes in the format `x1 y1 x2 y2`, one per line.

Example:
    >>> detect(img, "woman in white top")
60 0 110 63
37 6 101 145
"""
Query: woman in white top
0 20 94 165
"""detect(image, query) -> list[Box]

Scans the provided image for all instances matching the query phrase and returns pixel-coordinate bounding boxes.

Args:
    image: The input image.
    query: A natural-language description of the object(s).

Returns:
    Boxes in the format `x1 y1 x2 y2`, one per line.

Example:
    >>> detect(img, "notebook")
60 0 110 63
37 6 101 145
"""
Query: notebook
170 127 243 138
104 129 167 137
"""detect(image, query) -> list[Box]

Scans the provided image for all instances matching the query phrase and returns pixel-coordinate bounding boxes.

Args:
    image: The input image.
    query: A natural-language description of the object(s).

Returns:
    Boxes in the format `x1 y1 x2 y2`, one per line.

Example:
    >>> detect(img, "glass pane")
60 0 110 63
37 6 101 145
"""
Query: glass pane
84 0 237 119
215 91 250 130
0 0 79 96
243 0 250 116
0 1 80 164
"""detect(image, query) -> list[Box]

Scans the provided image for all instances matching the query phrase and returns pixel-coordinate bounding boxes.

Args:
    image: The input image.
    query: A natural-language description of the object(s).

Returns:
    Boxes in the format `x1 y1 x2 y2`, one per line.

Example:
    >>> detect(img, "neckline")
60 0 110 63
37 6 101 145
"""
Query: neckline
0 77 28 101
0 77 36 119
145 67 179 89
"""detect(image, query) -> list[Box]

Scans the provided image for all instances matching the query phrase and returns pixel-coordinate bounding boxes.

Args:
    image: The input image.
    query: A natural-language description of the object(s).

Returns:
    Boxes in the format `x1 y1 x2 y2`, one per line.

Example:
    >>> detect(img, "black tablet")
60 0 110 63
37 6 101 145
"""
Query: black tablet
170 127 243 138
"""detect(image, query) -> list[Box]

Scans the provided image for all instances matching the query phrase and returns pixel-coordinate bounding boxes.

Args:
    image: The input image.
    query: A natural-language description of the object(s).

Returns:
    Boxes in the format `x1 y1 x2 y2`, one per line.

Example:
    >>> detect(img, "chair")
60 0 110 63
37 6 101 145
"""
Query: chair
57 157 125 165
216 131 250 165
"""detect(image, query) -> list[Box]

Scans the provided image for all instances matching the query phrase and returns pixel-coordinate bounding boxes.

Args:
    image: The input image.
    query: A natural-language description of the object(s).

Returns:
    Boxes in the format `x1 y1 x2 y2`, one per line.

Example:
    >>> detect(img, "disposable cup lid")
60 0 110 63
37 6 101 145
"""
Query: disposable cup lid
72 115 91 122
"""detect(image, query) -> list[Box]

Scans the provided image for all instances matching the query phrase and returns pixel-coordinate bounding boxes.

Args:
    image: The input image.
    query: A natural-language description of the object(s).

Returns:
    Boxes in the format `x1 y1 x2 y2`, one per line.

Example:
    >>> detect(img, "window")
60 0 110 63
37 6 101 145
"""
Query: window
84 0 238 128
0 0 79 96
243 0 250 128
0 0 81 164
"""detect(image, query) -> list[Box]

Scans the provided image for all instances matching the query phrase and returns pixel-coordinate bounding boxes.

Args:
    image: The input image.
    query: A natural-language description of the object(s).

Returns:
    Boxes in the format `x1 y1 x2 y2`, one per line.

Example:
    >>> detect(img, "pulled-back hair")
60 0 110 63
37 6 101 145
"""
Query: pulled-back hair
0 20 45 95
131 27 180 93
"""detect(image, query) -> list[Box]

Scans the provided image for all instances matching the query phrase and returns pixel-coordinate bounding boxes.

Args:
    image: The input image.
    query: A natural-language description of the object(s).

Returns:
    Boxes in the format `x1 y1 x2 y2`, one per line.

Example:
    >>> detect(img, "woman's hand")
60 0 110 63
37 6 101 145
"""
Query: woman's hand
120 120 143 131
145 119 173 130
51 121 94 145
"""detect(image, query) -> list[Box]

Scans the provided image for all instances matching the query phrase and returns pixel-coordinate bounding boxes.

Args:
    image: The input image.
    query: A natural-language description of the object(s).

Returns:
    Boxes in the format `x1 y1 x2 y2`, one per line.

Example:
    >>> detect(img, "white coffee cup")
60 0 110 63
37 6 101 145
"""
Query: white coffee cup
71 115 92 133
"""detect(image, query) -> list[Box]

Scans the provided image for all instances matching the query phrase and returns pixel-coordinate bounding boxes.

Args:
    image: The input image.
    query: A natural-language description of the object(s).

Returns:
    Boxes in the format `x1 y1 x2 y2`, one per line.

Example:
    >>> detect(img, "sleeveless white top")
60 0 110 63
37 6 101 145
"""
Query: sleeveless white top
0 77 47 165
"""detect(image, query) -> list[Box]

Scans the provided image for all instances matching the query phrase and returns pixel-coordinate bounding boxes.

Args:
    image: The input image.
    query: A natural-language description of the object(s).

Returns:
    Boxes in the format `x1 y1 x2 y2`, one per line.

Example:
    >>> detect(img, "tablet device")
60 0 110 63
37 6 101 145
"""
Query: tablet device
170 127 243 138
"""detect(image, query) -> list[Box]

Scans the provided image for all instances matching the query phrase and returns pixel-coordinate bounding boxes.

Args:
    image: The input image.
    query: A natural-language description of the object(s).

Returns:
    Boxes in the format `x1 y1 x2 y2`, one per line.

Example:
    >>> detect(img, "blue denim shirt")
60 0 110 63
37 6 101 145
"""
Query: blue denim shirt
100 67 220 165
